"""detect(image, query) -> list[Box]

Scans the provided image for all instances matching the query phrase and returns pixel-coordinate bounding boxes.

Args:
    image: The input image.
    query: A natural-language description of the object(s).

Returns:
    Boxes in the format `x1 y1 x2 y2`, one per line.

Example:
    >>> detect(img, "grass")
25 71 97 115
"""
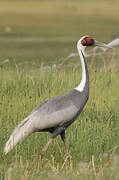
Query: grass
0 0 119 179
1 66 119 179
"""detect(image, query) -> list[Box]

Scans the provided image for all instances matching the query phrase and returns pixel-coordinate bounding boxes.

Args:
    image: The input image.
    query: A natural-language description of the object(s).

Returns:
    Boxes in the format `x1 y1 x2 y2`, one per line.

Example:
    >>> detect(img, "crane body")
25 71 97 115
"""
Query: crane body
4 36 110 163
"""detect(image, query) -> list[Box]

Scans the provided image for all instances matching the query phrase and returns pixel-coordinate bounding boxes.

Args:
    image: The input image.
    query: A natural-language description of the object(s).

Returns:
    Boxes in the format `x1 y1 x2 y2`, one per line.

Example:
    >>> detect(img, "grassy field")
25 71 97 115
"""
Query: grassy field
0 0 119 179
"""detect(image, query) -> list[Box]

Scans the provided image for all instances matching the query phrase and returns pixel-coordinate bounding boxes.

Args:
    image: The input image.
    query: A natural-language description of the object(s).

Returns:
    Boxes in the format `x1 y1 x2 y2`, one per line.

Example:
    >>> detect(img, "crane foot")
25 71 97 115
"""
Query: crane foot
66 152 72 170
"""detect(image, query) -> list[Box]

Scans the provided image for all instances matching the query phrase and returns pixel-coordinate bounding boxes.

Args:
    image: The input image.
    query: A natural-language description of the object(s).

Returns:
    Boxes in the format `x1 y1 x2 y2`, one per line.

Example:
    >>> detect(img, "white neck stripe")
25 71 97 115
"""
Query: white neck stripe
75 49 86 92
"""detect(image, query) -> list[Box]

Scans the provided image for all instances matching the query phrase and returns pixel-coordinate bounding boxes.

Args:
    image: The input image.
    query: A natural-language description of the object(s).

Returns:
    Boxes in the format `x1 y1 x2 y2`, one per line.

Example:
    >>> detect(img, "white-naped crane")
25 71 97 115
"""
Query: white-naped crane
4 36 111 165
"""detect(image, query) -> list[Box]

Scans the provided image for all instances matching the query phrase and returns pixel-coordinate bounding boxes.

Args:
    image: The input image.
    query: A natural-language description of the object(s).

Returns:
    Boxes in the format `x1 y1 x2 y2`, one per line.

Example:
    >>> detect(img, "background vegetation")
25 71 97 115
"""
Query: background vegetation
0 0 119 179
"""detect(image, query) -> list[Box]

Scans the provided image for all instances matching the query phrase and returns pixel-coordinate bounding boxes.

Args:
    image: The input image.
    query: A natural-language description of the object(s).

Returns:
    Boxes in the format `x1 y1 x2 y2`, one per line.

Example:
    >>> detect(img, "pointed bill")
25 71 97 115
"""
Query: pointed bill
94 41 114 49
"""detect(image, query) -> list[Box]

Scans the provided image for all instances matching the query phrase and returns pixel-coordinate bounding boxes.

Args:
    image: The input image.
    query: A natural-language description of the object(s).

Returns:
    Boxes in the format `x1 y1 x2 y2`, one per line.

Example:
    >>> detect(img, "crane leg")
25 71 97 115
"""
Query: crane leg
39 137 54 162
60 131 72 169
39 127 65 163
39 127 70 166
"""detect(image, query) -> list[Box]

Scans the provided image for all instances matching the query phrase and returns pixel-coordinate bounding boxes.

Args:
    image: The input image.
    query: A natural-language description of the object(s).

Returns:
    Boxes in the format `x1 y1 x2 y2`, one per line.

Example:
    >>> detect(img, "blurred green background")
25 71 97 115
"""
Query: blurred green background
0 0 119 70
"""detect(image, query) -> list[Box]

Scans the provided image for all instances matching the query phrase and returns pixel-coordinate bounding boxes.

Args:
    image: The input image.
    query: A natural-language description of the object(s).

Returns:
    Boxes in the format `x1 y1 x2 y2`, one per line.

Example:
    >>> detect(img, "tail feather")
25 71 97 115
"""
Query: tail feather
4 117 34 154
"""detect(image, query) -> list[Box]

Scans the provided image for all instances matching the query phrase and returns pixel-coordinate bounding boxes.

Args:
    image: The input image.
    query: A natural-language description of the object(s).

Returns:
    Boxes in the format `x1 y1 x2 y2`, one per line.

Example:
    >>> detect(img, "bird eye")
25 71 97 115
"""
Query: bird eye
81 39 87 46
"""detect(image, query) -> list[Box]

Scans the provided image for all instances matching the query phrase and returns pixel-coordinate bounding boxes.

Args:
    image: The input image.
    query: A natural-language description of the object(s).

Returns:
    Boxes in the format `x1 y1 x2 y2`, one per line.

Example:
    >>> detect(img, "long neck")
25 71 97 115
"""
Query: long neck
75 48 89 92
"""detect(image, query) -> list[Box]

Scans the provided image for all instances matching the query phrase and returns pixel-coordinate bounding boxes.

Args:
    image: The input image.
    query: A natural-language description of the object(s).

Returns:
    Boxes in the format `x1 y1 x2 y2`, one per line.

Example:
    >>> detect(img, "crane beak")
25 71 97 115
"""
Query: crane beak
94 41 113 49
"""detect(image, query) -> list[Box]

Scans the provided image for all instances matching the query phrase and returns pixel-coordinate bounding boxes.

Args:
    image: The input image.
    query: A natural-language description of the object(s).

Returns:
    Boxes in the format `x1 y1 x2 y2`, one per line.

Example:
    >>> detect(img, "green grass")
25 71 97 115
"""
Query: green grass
1 67 119 180
0 0 119 179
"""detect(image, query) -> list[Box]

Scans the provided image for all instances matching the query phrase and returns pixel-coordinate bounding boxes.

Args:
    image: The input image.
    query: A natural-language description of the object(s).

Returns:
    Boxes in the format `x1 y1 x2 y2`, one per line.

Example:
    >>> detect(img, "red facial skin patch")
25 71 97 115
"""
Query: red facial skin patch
81 37 94 46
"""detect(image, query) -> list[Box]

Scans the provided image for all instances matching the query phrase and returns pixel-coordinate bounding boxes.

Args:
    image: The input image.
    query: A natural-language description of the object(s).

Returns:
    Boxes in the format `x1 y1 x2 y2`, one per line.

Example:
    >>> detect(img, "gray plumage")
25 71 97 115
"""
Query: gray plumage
4 88 89 154
4 36 108 158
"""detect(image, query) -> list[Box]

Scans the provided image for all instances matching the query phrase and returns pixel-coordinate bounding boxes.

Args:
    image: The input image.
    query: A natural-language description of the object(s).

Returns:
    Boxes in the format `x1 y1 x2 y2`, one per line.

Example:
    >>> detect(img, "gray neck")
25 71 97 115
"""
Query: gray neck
81 50 89 96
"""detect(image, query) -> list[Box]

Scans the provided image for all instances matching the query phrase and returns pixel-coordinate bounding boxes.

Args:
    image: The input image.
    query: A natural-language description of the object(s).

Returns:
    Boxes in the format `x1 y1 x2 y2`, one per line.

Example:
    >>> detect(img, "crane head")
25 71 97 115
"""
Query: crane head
77 36 112 56
81 36 94 46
